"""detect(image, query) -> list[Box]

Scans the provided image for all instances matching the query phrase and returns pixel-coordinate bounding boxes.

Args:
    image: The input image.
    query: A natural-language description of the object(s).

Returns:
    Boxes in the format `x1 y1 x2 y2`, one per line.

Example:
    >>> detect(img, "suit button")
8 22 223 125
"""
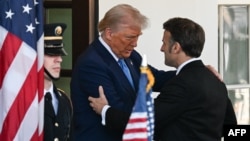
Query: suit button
55 122 59 127
54 137 59 141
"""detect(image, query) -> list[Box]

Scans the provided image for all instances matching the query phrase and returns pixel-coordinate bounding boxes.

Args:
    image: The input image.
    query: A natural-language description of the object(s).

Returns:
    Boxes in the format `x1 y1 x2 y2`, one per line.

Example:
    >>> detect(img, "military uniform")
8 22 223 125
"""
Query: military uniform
44 87 73 141
43 23 73 141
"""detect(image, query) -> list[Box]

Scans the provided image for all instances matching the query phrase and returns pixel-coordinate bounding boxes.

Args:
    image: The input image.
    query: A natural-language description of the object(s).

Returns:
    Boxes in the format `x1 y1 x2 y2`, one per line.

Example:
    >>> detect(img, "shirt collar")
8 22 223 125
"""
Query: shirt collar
99 36 119 62
44 83 54 95
176 58 200 75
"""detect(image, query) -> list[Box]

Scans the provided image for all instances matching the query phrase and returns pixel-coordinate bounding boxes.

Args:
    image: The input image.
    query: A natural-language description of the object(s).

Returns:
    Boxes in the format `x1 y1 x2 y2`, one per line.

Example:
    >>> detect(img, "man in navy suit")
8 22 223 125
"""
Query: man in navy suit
70 4 175 141
153 17 237 141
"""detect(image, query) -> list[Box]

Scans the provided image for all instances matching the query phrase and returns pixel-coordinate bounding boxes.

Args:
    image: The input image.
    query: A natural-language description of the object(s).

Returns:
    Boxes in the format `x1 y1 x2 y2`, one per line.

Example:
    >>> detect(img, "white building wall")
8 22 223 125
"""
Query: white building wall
99 0 218 71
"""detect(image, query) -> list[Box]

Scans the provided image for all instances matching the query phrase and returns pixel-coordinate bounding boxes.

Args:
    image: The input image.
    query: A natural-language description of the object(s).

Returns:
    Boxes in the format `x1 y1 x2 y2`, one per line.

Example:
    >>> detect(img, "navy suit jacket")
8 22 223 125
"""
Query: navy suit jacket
154 60 237 141
70 38 175 141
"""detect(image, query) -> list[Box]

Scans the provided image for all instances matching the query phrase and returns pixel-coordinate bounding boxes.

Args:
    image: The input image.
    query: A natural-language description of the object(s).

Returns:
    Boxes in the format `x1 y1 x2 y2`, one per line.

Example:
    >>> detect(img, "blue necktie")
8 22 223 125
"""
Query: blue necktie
118 59 134 89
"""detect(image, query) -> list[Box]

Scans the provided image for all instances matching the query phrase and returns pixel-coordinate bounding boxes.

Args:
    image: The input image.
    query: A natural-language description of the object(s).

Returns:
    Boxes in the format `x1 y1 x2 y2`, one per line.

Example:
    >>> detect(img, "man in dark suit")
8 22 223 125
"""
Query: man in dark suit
43 23 73 141
153 17 237 141
70 4 175 141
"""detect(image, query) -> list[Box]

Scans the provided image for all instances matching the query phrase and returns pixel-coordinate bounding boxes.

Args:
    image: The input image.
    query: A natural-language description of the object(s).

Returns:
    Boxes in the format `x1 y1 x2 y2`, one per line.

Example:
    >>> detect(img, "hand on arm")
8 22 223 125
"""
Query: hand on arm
89 85 130 130
88 86 108 115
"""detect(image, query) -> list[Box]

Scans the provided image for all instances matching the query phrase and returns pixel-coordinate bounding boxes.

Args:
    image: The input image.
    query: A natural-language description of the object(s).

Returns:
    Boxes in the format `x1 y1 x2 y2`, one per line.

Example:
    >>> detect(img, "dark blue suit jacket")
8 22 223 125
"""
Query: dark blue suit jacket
70 38 175 141
154 60 237 141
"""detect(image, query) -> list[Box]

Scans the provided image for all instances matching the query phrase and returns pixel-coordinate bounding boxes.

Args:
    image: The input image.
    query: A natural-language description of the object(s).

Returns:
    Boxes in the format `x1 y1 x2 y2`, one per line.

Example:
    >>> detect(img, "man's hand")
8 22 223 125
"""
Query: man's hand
88 86 108 115
206 65 223 81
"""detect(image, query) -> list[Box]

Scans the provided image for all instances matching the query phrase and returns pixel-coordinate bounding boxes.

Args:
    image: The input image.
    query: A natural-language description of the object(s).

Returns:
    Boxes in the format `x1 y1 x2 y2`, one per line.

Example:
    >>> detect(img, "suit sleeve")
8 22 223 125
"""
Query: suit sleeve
149 65 176 92
130 51 176 92
224 97 237 125
105 107 130 134
221 97 237 137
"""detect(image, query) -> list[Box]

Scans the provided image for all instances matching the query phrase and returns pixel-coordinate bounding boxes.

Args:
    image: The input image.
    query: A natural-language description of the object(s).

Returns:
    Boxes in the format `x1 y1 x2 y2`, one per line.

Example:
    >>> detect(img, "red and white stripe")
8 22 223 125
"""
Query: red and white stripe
123 112 148 141
0 26 44 141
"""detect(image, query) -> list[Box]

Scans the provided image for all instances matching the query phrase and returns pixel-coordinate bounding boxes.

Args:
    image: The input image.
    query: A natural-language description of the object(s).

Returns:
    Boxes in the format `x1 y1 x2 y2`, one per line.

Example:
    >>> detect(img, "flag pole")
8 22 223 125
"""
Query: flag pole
140 54 155 93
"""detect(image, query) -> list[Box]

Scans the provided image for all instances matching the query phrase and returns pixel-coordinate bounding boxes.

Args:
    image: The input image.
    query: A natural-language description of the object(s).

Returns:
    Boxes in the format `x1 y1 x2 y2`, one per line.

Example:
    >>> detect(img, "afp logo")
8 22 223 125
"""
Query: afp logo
224 125 249 141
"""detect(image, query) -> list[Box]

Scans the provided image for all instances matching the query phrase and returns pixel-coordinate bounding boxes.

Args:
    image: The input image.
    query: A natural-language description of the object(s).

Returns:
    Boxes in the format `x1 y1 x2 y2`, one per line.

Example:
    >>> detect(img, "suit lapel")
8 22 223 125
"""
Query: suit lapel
124 58 139 91
91 39 138 106
94 40 137 93
109 59 135 93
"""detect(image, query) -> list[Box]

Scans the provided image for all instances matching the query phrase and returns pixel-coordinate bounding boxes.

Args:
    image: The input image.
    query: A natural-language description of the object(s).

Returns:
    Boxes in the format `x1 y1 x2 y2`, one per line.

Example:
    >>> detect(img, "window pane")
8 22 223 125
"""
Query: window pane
228 88 250 124
221 6 249 85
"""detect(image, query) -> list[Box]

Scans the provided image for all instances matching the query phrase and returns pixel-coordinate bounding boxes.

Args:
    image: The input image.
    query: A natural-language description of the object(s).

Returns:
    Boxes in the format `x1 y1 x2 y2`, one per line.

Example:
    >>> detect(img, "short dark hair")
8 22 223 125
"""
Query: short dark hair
163 17 205 57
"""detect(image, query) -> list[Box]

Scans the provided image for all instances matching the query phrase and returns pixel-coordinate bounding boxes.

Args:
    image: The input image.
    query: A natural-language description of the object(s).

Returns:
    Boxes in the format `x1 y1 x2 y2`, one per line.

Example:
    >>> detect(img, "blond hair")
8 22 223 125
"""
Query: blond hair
98 4 148 33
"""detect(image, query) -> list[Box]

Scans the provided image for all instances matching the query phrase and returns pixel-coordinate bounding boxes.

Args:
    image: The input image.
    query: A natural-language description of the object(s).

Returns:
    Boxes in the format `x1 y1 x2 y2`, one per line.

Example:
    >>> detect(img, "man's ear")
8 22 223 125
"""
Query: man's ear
104 28 113 41
172 42 182 53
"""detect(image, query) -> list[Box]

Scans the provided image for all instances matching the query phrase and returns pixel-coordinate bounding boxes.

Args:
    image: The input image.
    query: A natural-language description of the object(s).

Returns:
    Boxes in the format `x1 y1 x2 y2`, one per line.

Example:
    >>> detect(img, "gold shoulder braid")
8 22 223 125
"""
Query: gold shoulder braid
57 88 73 139
57 88 73 113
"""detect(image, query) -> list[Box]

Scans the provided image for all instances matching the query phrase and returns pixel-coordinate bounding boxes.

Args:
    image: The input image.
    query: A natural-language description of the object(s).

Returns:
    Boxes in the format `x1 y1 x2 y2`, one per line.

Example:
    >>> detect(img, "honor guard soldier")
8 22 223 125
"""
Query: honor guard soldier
43 23 73 141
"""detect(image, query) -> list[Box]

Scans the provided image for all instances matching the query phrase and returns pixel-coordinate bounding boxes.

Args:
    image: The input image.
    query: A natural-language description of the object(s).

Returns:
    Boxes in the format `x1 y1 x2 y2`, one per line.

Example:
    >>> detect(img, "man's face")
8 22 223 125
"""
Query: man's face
109 25 142 58
44 55 62 80
161 31 176 67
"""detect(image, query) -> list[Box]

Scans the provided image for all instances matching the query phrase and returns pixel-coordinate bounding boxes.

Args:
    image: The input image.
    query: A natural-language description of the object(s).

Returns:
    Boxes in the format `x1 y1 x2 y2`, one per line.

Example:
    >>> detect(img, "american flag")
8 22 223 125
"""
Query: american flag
122 58 155 141
0 0 44 141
